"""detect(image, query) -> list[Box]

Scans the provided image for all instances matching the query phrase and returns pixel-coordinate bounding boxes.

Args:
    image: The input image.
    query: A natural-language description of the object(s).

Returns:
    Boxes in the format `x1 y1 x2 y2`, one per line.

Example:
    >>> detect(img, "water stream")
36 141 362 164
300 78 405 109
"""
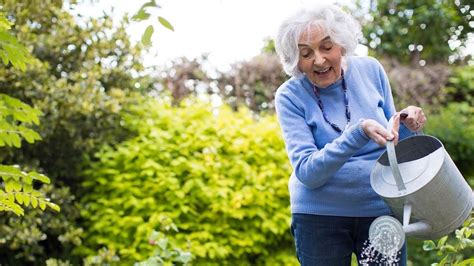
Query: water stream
359 238 401 265
363 215 405 265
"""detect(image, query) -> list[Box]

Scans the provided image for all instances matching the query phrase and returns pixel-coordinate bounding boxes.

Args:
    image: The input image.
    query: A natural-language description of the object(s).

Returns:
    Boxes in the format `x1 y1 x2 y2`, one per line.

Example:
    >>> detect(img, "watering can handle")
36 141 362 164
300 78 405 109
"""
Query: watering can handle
386 114 407 192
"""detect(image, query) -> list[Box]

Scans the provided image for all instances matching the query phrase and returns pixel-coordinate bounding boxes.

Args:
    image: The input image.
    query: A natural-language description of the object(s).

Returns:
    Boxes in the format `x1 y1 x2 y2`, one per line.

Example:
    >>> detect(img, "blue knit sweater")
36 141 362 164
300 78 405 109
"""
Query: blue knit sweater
275 56 412 217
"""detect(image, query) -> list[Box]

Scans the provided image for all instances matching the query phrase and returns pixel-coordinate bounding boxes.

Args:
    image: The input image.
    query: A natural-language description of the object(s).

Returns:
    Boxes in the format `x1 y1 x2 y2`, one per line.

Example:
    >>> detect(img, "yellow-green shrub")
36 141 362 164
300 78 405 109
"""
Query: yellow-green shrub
79 98 296 265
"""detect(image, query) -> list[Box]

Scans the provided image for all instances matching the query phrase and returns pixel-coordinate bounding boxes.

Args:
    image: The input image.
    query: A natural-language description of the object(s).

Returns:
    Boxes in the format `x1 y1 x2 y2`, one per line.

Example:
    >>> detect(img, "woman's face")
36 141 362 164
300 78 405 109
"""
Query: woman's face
297 24 343 88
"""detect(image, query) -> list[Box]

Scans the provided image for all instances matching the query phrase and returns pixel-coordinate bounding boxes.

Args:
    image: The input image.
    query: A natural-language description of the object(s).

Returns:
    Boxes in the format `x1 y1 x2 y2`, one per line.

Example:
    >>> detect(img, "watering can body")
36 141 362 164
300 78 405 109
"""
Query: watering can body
371 133 473 240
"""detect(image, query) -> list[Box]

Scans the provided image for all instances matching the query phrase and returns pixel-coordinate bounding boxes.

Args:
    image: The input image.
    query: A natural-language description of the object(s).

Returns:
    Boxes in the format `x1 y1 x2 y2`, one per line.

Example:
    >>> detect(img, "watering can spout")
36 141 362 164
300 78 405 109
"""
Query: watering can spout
403 221 432 237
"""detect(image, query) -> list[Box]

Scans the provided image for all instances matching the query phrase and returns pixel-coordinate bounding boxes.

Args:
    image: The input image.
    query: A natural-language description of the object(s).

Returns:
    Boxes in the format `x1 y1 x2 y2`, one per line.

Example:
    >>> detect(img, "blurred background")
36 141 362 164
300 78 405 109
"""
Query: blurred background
0 0 472 265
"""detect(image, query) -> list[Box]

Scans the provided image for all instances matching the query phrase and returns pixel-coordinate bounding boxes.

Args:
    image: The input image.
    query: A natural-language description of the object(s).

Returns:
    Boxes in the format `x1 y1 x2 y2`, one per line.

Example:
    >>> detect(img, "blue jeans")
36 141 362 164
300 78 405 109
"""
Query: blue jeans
291 214 407 266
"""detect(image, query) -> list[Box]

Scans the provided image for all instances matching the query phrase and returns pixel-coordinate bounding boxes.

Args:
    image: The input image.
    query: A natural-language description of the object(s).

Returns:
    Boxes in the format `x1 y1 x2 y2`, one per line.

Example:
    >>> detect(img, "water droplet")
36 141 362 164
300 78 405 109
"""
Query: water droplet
362 216 405 265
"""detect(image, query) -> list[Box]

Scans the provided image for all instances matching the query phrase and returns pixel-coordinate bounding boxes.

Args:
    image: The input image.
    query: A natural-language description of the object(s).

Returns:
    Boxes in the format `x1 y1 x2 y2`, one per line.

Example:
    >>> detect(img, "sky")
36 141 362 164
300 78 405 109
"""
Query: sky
72 0 355 71
71 0 472 71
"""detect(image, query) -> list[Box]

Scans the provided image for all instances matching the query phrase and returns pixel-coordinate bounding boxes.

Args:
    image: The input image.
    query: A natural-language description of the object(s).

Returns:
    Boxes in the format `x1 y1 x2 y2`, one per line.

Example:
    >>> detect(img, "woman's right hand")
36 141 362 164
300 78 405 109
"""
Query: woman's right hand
361 117 399 146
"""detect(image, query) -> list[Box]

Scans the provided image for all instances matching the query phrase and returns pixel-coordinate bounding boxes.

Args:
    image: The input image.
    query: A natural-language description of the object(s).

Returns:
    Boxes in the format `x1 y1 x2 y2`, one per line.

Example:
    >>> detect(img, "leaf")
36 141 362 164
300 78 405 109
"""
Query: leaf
458 258 474 266
170 223 178 232
139 0 159 10
2 133 12 147
47 202 60 212
131 9 150 21
14 193 23 204
157 237 168 250
158 16 174 31
0 196 24 216
0 164 24 180
175 251 192 264
0 14 12 30
23 184 33 193
6 193 14 202
12 110 29 122
5 179 14 193
29 172 50 184
12 180 22 191
0 29 31 70
438 255 448 266
440 244 457 253
423 240 436 251
437 236 448 248
22 174 33 185
466 228 472 238
2 94 22 108
29 108 42 125
20 129 42 143
10 133 21 147
31 196 38 208
23 194 30 206
39 199 46 210
141 25 154 47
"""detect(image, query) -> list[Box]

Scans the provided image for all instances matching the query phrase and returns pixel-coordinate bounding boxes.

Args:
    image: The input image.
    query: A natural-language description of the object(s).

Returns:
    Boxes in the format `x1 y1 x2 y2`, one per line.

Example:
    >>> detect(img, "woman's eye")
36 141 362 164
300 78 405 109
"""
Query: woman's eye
300 50 312 58
322 43 333 51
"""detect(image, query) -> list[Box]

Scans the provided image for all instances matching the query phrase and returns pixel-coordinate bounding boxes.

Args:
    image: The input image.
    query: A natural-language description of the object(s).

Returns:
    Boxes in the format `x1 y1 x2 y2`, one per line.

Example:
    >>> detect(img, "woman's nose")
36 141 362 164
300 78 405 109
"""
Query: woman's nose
313 52 325 65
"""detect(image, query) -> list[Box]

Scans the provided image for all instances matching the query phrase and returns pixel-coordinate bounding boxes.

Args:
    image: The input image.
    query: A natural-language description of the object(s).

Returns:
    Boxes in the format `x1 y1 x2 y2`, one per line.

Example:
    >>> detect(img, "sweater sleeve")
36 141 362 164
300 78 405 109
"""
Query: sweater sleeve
375 59 412 139
275 89 371 189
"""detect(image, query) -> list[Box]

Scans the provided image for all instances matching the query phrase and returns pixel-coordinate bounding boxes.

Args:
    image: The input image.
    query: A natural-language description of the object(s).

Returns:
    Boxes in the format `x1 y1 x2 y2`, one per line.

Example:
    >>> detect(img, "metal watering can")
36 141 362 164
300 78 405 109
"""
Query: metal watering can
368 115 473 256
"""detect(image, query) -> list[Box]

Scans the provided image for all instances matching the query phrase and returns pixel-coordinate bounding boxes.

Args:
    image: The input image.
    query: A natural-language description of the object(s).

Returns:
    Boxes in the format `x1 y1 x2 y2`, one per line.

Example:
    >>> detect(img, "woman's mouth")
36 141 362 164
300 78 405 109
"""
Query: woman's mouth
314 67 331 75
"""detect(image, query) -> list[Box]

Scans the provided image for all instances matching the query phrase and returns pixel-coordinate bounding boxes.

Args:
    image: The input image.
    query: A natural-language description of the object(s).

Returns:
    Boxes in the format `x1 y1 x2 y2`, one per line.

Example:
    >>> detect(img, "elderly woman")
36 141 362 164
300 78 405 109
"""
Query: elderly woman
274 4 426 266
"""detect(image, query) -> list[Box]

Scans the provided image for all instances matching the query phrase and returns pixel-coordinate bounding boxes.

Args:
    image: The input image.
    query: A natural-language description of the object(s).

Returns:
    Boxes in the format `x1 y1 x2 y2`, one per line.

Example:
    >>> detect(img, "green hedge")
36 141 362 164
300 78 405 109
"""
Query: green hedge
78 98 296 265
444 65 474 107
409 102 474 265
424 102 474 178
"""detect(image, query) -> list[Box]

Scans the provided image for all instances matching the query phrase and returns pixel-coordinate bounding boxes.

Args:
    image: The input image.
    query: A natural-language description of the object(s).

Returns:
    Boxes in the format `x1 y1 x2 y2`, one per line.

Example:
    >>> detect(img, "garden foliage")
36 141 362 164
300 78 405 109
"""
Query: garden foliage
79 98 297 265
0 2 149 263
0 1 472 265
424 103 474 176
444 65 474 107
423 214 474 265
0 94 59 216
361 0 472 64
0 11 59 216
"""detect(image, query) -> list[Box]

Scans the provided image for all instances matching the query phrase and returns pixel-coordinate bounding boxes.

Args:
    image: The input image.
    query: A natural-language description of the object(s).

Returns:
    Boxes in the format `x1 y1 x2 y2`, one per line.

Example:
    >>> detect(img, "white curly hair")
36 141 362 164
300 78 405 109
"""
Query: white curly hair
275 4 362 78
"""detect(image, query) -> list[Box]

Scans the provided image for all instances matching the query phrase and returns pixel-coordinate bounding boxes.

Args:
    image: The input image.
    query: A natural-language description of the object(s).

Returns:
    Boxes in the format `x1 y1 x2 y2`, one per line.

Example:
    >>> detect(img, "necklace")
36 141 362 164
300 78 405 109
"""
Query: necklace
312 70 351 133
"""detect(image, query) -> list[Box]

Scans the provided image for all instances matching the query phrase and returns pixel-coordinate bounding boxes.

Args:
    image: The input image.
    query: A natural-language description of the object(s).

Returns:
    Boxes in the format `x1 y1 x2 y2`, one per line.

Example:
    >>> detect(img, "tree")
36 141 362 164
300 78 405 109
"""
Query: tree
216 52 286 113
361 0 472 65
157 50 286 114
0 11 59 216
0 0 152 188
0 1 151 263
157 55 210 105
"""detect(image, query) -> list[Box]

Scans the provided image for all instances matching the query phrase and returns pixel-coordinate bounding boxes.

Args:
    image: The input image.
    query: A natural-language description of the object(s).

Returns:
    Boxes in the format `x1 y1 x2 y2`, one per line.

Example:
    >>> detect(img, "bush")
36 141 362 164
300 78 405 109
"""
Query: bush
422 213 474 265
393 89 474 265
0 185 78 264
424 102 474 177
79 98 296 265
443 65 474 107
134 216 192 266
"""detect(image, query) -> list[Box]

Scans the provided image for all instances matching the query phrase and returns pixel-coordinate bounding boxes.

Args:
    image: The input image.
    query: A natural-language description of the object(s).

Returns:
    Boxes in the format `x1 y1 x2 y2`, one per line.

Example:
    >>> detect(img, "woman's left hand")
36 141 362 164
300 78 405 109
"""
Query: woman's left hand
399 106 426 132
